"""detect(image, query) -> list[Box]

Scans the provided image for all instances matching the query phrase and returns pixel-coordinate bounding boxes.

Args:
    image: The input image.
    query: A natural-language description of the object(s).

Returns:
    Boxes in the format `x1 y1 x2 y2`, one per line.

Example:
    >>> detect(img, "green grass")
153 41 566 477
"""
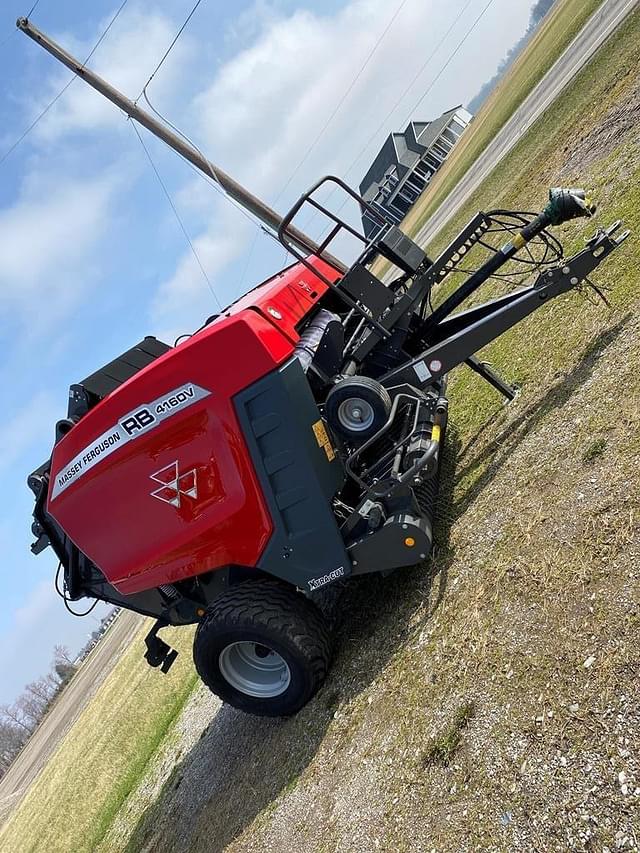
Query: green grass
582 436 608 462
420 702 476 768
225 9 640 851
0 623 197 853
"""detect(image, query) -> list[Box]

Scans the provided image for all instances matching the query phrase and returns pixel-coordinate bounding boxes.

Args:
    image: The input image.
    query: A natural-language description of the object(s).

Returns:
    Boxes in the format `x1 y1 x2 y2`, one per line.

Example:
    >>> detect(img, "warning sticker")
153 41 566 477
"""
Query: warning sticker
312 419 336 462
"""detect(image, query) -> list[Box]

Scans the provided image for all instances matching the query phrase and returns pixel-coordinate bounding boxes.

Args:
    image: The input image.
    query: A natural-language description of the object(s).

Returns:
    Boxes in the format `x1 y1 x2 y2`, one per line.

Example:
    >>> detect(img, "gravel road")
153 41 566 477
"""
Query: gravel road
0 609 143 822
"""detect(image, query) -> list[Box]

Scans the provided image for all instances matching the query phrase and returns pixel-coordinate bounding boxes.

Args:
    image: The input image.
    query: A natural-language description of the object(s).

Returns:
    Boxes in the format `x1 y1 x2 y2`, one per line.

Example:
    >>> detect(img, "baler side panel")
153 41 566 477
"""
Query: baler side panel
235 358 351 591
47 311 292 594
226 256 339 343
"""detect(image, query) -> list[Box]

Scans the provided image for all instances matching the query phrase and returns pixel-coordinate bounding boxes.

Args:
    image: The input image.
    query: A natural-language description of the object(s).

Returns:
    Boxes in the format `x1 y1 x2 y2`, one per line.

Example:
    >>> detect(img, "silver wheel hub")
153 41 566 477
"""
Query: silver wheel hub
337 397 375 432
218 641 291 698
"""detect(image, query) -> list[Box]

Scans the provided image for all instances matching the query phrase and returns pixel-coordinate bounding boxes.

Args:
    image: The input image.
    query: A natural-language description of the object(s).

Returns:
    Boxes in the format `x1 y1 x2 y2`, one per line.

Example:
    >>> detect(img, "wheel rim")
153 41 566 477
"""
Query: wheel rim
218 642 291 698
337 397 375 432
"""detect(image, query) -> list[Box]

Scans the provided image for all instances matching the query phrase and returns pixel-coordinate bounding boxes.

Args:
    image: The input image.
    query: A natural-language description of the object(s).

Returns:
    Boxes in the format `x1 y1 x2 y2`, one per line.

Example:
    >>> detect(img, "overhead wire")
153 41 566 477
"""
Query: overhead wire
130 120 223 311
0 0 129 168
272 0 411 207
134 0 205 103
394 0 496 132
132 0 294 297
300 0 492 236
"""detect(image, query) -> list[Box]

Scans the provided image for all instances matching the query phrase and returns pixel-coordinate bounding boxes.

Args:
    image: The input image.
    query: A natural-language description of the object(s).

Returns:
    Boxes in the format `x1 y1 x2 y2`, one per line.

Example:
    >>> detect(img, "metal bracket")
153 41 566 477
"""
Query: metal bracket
144 620 178 674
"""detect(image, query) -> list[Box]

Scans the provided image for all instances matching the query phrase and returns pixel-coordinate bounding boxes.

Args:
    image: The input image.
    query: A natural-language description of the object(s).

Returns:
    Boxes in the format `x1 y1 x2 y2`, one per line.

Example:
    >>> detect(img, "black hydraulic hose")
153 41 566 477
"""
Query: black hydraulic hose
425 188 595 329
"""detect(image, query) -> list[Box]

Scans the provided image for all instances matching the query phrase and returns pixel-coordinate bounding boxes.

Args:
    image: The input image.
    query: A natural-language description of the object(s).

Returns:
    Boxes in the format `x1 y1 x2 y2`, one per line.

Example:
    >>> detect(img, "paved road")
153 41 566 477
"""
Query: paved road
0 609 143 822
413 0 639 249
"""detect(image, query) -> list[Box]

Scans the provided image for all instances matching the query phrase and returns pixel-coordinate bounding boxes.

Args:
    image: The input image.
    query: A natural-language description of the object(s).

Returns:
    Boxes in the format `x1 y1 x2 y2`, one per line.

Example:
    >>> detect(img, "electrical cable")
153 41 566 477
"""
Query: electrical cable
343 0 477 183
134 0 205 104
394 0 495 132
0 0 129 168
272 0 411 206
131 120 223 311
55 562 99 617
131 0 300 292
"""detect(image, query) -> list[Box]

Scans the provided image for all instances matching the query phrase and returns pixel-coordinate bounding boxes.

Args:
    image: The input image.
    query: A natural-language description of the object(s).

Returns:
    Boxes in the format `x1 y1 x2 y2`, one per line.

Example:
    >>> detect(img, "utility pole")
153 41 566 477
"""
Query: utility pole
17 17 346 272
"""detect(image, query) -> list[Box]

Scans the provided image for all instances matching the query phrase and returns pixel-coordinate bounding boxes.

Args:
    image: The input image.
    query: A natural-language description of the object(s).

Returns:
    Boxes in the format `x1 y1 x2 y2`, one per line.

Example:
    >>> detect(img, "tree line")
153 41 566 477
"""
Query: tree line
0 645 77 777
467 0 558 114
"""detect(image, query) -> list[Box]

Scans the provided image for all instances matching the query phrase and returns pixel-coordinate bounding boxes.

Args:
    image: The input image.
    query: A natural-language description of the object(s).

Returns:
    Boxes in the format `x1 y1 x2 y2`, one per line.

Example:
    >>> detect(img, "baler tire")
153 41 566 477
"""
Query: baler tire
193 581 331 717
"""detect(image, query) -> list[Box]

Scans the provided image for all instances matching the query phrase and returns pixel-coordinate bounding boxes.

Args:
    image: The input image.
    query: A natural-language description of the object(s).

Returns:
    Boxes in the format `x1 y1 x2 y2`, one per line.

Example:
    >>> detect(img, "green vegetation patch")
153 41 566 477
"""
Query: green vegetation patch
0 623 198 853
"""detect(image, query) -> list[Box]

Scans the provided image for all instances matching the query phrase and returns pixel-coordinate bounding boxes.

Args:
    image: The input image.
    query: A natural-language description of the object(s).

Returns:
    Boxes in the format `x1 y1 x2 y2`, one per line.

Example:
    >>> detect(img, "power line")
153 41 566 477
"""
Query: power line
0 0 129 168
343 0 477 184
134 0 205 104
131 120 223 311
272 0 411 206
0 2 43 78
395 0 496 132
134 0 296 289
303 0 493 233
135 0 253 222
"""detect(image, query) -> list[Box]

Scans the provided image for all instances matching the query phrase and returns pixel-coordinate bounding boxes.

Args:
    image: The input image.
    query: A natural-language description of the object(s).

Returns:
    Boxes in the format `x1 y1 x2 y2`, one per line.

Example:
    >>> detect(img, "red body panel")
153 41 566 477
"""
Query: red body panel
47 259 338 595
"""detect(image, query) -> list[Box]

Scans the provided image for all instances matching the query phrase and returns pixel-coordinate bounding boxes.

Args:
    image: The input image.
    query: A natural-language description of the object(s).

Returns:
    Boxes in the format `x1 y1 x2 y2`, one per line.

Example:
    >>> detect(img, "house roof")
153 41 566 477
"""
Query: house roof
358 106 464 200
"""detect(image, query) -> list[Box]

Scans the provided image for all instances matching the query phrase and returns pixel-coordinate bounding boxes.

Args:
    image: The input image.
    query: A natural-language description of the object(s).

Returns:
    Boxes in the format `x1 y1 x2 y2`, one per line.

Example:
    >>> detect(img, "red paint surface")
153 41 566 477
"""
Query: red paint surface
47 259 338 595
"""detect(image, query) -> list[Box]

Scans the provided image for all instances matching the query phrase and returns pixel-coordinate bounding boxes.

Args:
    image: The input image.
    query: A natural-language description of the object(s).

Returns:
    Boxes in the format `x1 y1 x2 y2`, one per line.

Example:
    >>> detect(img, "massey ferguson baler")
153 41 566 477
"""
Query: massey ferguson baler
20 20 629 716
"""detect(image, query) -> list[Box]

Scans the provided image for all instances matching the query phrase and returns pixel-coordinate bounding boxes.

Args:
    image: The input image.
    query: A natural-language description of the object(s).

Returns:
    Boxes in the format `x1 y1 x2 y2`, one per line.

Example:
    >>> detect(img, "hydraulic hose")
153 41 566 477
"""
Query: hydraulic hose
425 188 596 328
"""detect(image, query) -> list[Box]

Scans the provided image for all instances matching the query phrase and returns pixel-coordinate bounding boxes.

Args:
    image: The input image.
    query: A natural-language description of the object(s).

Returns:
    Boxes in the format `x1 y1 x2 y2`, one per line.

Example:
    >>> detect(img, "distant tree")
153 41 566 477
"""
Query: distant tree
467 0 559 113
0 722 25 774
530 0 555 26
53 645 74 667
0 648 82 776
0 703 34 736
26 677 56 705
54 662 76 685
18 690 47 726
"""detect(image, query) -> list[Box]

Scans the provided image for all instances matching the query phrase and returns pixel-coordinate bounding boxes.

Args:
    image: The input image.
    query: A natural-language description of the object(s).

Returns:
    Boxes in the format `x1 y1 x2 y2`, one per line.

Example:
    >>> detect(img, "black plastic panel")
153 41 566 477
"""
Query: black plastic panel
79 336 171 401
235 358 351 591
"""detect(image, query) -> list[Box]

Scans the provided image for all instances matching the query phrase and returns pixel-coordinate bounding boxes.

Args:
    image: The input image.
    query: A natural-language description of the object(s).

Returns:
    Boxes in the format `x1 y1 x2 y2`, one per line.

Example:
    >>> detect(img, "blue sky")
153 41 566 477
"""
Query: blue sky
0 0 535 703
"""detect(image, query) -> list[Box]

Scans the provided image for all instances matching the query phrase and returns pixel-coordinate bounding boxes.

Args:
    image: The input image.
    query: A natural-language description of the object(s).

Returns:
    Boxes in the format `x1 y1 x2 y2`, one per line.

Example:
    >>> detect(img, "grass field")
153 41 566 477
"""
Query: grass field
187 9 639 850
0 623 197 853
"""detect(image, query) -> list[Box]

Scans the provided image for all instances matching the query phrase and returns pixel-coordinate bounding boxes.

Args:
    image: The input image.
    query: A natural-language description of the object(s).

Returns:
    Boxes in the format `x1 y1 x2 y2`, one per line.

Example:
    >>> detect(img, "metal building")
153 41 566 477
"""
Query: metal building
359 106 472 238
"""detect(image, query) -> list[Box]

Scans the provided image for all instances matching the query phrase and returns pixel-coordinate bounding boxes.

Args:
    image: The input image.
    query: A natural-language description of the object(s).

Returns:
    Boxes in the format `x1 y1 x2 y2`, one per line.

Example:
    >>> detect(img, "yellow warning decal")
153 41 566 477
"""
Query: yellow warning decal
431 423 441 443
513 233 526 250
312 419 336 462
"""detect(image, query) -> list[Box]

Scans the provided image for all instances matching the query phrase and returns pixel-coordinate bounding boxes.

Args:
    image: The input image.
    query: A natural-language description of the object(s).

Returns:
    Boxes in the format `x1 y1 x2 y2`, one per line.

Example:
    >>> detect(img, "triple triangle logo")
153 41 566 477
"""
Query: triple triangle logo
150 461 198 508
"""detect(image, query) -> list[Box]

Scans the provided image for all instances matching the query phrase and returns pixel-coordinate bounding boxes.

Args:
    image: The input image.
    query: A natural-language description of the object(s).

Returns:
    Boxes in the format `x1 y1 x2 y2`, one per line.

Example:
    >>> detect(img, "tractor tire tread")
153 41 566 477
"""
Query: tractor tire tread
193 580 331 716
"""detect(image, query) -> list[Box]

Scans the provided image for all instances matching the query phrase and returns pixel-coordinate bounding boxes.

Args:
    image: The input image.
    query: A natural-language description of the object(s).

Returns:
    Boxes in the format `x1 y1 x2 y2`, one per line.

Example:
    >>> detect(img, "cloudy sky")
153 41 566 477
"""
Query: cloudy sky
0 0 536 703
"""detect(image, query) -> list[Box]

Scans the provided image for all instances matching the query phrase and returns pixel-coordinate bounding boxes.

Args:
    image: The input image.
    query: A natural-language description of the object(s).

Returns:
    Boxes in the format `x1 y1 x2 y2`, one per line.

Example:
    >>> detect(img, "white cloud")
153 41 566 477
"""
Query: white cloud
150 215 249 339
0 170 119 335
33 8 195 141
151 0 533 325
192 0 533 195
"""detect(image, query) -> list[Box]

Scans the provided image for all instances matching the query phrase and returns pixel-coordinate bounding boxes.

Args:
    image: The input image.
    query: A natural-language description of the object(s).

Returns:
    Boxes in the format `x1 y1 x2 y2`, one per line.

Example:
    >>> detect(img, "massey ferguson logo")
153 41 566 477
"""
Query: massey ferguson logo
150 461 198 508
